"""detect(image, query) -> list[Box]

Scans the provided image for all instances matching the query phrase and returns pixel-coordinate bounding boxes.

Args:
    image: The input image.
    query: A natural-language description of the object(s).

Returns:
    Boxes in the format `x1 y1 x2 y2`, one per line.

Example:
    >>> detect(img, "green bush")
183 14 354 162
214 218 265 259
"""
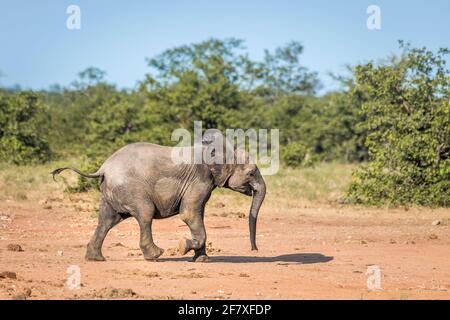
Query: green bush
281 142 315 168
0 92 51 164
347 44 450 206
67 158 104 193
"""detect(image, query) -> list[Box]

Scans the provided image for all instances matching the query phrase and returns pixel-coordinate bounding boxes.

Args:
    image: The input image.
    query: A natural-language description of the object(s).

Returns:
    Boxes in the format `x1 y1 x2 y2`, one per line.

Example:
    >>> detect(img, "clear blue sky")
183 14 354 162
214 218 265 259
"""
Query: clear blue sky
1 0 449 92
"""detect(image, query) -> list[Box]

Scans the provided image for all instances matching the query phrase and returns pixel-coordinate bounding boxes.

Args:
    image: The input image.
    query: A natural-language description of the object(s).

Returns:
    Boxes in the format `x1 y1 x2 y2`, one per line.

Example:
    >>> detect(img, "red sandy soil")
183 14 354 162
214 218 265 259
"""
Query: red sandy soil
1 193 450 300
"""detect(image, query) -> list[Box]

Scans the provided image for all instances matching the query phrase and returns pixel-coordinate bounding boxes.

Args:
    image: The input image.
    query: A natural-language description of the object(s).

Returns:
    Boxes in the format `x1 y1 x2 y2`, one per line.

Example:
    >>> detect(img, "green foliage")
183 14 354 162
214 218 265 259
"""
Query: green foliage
264 92 366 163
347 44 450 206
45 79 121 155
140 38 321 130
0 91 51 164
76 67 106 88
260 41 320 97
67 158 104 193
281 142 314 168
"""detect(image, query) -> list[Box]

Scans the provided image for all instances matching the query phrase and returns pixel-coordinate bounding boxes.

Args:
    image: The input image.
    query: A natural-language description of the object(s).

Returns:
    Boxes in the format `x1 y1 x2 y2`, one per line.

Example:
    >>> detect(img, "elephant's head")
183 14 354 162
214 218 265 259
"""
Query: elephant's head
209 149 266 251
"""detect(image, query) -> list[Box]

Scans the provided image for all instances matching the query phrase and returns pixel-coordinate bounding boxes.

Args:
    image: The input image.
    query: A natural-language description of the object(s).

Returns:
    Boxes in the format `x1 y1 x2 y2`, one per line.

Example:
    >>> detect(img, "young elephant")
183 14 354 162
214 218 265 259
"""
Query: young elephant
52 142 266 262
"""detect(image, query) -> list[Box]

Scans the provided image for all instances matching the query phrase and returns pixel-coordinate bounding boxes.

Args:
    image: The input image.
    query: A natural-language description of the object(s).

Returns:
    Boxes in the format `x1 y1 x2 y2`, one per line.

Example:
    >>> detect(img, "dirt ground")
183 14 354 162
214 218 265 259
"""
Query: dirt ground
1 188 450 300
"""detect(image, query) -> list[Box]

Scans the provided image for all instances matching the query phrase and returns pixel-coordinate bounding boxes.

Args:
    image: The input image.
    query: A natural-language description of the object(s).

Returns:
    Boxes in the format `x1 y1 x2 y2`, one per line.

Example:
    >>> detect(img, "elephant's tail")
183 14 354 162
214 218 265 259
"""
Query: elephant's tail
51 167 103 181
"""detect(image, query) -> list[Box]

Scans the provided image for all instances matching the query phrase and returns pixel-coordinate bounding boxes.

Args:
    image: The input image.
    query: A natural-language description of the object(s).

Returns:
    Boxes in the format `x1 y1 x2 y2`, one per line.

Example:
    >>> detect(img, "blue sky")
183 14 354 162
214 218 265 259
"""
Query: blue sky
1 0 449 92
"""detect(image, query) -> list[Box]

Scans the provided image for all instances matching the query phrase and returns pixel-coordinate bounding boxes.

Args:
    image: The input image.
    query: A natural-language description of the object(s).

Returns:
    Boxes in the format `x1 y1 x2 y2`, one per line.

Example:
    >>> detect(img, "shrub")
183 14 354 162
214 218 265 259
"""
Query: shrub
347 44 450 206
0 92 51 164
66 158 104 193
281 142 315 168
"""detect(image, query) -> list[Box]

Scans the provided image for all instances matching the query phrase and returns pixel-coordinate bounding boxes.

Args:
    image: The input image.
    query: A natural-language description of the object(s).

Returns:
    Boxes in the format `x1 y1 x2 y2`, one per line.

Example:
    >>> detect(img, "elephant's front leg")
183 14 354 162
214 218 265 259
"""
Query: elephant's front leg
179 212 209 262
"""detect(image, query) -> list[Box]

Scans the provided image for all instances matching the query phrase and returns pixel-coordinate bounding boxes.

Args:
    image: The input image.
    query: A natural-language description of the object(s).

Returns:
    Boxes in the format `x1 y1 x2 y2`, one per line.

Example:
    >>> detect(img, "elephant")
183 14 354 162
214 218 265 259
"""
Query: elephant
51 142 266 262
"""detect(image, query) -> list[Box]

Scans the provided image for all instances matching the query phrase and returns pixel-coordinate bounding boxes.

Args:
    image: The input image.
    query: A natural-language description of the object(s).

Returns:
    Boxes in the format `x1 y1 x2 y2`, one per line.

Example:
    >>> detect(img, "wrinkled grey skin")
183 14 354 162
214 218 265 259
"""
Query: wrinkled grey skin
52 143 266 262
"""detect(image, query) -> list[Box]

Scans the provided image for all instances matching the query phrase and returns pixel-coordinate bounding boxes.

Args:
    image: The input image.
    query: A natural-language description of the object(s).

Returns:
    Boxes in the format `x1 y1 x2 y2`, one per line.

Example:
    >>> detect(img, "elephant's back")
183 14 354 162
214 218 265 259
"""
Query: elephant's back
98 143 175 210
101 143 174 183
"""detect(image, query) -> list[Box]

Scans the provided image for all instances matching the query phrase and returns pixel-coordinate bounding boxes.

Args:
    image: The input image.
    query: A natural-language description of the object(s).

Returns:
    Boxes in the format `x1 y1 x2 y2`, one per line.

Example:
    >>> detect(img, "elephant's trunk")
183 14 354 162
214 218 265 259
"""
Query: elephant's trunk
249 172 266 251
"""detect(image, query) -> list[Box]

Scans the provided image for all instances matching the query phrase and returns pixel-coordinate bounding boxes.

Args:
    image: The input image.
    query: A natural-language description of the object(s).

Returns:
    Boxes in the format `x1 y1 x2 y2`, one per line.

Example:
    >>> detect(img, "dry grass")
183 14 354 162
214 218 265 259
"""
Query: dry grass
211 162 356 208
0 161 65 201
0 158 98 204
265 162 355 202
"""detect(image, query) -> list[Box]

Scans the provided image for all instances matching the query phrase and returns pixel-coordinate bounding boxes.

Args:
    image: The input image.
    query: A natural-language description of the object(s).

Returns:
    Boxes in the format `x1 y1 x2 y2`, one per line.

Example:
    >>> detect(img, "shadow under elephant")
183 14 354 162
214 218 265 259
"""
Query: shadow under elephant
160 253 333 264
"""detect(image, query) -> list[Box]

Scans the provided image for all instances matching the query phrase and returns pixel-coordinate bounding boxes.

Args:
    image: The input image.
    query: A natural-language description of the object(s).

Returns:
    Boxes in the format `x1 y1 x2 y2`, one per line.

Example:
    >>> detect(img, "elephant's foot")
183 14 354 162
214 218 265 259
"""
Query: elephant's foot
192 254 211 263
85 245 106 261
141 244 164 261
192 247 210 262
178 238 193 256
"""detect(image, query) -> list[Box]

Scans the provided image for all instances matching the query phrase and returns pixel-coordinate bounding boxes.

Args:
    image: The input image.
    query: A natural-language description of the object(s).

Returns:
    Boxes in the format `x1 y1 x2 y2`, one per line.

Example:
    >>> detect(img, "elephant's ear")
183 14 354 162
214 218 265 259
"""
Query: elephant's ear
209 164 234 187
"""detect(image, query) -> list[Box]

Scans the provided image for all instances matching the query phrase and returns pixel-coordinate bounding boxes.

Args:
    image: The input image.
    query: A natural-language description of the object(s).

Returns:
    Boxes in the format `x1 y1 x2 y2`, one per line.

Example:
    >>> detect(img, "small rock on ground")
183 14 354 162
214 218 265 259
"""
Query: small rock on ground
7 244 23 252
0 271 17 279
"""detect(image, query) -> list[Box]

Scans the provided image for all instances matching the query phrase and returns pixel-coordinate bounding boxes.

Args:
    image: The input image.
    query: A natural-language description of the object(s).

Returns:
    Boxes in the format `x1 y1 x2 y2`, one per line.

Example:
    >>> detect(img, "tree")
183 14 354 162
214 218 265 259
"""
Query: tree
45 68 118 155
259 41 321 97
73 67 107 89
348 43 450 206
139 39 320 132
140 38 255 130
0 91 51 164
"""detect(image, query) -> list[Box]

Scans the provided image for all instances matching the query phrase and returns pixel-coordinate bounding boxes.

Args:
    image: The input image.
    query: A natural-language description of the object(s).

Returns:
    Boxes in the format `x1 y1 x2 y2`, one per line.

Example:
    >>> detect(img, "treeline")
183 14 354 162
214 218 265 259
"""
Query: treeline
0 39 448 206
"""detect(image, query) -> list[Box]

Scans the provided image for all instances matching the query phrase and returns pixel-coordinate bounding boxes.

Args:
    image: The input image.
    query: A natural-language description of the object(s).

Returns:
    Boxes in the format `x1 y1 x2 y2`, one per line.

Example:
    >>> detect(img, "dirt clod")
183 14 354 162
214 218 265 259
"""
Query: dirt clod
220 211 245 219
164 247 179 256
145 272 159 278
110 242 126 247
7 244 23 252
176 272 207 279
0 271 17 279
91 287 138 299
206 241 221 254
23 288 32 297
214 202 226 208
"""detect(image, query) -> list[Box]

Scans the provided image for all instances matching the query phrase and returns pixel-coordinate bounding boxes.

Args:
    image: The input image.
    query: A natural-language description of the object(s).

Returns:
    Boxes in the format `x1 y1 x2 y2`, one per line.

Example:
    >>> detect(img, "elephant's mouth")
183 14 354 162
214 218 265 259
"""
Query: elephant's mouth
240 185 253 196
229 184 253 196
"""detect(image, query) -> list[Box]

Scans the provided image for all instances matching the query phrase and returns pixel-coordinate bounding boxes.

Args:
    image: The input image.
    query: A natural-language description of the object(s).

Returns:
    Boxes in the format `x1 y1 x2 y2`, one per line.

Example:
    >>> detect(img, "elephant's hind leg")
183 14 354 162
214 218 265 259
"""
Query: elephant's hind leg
134 202 164 261
86 198 126 261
